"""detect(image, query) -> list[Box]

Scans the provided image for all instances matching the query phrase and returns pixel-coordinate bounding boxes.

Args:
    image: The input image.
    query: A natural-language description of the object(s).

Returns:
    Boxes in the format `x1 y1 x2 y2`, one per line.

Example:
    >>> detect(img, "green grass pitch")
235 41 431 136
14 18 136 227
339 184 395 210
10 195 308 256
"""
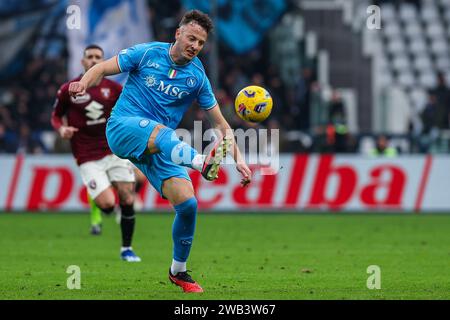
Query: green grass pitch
0 212 449 300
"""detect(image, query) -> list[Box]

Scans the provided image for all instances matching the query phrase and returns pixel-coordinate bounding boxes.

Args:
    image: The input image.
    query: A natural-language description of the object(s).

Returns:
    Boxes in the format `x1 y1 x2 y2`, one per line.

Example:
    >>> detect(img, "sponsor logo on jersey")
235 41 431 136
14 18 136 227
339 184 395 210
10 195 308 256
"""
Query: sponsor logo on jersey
85 101 106 125
70 93 91 104
145 75 157 87
146 61 160 69
157 80 189 99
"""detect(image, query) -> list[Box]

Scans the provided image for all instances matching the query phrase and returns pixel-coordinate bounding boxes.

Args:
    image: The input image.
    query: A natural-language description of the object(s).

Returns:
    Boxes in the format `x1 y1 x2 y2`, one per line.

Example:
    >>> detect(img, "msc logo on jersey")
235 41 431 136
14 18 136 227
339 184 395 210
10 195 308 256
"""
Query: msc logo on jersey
157 80 189 99
143 75 190 99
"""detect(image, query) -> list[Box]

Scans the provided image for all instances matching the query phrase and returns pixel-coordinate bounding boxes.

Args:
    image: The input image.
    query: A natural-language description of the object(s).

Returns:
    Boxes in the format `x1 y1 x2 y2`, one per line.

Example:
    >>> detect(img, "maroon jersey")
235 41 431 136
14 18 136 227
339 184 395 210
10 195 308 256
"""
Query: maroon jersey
51 76 122 165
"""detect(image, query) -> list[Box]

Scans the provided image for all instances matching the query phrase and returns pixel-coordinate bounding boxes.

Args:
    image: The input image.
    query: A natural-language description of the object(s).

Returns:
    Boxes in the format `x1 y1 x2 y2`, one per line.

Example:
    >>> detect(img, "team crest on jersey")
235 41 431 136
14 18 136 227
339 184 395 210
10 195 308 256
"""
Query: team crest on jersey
70 93 91 104
139 119 150 127
186 77 197 88
88 179 97 190
101 88 110 98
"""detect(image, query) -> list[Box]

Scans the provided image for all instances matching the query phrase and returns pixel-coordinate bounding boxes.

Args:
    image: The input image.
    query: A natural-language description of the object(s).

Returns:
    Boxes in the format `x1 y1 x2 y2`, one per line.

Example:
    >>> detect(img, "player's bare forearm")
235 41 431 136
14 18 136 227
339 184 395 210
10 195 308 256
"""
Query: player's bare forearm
81 56 120 88
69 56 121 96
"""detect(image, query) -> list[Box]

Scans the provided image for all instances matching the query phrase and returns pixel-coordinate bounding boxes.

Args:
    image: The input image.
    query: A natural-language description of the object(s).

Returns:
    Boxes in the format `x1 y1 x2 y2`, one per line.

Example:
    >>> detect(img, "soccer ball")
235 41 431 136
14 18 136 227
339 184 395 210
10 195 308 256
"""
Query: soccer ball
234 85 273 123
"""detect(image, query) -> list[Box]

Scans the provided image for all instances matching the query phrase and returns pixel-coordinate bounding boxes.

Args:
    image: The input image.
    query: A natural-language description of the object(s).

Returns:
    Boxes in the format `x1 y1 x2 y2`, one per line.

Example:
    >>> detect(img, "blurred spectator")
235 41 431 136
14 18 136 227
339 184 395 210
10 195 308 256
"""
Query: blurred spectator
0 123 13 153
329 90 346 125
16 123 46 154
292 67 316 131
418 92 440 153
368 135 398 157
430 72 450 130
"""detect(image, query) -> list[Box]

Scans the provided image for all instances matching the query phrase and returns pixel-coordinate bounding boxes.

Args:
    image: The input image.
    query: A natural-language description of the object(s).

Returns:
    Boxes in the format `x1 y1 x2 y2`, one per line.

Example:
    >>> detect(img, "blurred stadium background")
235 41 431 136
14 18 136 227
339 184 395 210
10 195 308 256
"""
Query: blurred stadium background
2 0 450 212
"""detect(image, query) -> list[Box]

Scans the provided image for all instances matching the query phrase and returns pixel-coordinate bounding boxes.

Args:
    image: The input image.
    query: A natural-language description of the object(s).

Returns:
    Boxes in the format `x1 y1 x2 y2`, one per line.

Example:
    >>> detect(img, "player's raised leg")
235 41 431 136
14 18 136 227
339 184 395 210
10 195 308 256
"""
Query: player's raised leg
162 177 203 293
147 124 231 181
114 181 141 262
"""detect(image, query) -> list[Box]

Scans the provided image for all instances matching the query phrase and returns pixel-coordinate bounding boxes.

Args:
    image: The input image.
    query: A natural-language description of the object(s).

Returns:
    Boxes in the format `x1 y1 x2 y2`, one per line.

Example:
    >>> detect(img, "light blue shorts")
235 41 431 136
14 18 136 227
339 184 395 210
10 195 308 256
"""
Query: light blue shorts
106 116 191 197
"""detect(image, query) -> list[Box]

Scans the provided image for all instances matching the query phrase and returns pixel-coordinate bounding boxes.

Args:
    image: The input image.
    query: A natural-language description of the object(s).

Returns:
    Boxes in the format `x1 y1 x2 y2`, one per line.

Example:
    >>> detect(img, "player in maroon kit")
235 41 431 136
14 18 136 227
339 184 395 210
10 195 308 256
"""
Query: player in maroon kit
51 45 141 262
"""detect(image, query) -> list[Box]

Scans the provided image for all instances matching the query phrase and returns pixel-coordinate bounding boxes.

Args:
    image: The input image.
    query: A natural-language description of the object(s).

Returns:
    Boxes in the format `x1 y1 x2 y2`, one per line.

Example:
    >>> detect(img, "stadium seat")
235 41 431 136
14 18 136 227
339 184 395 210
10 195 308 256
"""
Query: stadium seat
409 38 428 55
413 54 433 72
387 37 407 55
430 38 449 56
383 22 402 39
399 3 418 22
397 70 416 88
436 56 450 69
421 4 439 22
380 3 396 22
391 54 411 72
418 70 438 88
426 22 445 40
404 21 424 40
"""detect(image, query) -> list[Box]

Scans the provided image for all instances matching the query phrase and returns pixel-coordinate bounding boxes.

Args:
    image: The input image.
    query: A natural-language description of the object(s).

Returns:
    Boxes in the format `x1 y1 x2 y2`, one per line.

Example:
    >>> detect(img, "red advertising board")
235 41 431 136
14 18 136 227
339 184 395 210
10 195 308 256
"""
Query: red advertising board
0 154 448 212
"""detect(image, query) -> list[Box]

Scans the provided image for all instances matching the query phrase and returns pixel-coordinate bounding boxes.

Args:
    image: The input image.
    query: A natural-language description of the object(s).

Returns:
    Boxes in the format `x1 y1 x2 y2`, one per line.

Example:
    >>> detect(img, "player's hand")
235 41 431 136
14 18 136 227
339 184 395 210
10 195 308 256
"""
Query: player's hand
68 81 86 97
58 126 79 139
236 162 252 187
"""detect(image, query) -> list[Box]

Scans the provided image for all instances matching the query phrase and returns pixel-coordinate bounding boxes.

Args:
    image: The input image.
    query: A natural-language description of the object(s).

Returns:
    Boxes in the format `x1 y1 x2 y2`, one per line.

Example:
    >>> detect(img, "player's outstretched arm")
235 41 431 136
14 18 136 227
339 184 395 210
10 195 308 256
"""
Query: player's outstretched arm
206 104 252 186
51 86 79 139
68 56 121 97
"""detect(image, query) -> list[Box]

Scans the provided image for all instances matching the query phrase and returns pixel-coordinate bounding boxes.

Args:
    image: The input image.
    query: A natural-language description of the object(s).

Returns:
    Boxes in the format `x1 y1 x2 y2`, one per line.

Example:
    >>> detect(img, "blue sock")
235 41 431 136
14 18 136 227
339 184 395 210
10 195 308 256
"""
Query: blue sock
154 127 197 168
172 197 198 262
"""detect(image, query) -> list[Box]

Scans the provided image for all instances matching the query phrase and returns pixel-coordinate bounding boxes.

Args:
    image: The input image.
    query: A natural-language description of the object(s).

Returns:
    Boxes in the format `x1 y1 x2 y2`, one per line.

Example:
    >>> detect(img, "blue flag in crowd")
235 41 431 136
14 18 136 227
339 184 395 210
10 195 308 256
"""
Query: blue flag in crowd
181 0 287 54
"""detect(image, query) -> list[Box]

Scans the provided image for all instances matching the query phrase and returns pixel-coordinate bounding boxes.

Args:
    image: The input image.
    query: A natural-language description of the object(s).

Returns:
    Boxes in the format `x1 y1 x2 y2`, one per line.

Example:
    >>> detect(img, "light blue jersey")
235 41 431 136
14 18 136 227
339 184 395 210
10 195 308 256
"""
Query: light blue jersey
106 41 217 196
112 41 217 129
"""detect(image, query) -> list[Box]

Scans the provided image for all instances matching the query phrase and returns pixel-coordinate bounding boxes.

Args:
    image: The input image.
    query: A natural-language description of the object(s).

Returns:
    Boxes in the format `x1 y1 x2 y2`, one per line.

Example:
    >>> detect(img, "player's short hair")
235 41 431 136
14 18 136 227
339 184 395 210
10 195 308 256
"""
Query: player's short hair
83 44 104 57
179 10 214 34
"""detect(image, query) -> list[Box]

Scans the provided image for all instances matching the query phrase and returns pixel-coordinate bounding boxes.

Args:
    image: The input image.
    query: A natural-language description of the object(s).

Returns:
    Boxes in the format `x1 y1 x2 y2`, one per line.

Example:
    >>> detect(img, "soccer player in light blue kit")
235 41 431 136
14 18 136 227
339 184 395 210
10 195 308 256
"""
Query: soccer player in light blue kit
69 10 252 293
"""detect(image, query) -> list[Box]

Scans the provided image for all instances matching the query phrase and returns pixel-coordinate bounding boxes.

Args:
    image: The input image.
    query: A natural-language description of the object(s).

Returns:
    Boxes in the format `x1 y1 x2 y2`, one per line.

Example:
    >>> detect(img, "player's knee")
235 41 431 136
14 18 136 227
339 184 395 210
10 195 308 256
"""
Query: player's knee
117 186 135 206
175 197 197 217
96 198 116 212
119 193 134 206
99 205 115 215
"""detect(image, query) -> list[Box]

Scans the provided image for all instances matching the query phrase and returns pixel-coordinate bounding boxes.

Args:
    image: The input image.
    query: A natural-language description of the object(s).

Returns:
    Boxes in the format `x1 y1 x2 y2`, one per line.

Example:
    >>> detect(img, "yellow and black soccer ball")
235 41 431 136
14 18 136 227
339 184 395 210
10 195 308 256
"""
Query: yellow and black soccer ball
234 85 273 123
